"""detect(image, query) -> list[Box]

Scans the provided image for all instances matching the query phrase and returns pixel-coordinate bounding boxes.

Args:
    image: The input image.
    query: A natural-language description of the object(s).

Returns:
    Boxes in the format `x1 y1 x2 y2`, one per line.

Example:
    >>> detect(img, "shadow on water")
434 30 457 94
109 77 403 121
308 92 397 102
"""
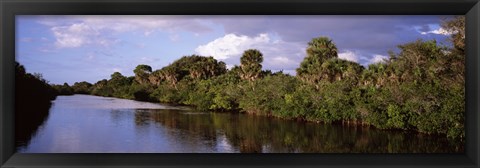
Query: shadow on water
15 97 53 151
134 109 464 153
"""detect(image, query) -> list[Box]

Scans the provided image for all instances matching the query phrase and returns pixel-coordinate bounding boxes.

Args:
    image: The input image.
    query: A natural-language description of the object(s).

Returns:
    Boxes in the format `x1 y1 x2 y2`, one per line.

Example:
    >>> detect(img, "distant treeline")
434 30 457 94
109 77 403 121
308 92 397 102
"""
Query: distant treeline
53 17 465 139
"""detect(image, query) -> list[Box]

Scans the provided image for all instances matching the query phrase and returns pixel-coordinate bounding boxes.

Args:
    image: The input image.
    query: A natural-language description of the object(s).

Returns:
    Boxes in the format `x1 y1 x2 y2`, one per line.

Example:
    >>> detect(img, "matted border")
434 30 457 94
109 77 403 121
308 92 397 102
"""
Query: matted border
1 0 479 167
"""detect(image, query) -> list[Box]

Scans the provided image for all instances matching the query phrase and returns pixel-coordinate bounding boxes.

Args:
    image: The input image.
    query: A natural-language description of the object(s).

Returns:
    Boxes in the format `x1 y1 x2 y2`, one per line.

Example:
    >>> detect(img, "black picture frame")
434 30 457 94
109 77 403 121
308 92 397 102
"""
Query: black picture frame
1 0 479 167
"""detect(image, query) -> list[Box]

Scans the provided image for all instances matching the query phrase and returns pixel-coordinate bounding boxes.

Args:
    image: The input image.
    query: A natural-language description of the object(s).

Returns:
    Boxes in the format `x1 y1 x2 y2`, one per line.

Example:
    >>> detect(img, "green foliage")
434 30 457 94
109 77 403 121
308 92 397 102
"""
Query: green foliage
151 84 182 104
153 55 227 88
240 49 263 81
183 71 241 111
441 16 465 53
238 73 298 116
71 81 93 94
134 64 152 85
280 84 317 119
386 104 406 129
306 37 338 62
297 37 341 88
52 83 74 95
91 79 114 97
184 79 215 110
108 72 133 98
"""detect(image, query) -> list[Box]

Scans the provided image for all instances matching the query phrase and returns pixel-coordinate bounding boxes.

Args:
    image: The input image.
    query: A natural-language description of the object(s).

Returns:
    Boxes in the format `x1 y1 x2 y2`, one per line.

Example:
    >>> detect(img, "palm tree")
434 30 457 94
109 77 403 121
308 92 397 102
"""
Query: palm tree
297 37 339 88
306 37 338 62
344 61 364 82
240 49 263 81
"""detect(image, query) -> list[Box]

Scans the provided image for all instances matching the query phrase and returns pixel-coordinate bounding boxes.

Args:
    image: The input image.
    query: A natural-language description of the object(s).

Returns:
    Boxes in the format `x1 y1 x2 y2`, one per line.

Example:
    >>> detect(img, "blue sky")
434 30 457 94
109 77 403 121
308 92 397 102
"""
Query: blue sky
16 15 455 85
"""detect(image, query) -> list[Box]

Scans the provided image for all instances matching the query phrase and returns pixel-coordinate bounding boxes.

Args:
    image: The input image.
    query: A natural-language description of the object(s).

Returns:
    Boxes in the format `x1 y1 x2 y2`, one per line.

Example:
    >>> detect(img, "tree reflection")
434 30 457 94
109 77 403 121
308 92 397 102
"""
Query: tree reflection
133 109 463 153
134 110 152 126
15 100 52 151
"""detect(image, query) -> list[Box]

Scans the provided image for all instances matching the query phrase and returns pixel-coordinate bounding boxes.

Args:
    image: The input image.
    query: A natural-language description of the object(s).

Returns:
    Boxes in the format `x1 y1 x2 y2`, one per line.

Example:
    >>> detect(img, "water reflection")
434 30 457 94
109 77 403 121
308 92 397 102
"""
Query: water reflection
15 99 52 151
133 109 463 153
17 95 463 153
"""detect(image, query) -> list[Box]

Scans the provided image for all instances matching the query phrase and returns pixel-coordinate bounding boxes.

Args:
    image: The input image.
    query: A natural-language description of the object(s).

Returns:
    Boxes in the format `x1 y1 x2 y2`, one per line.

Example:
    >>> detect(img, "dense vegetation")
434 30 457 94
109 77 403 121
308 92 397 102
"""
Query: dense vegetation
15 62 58 147
54 17 465 140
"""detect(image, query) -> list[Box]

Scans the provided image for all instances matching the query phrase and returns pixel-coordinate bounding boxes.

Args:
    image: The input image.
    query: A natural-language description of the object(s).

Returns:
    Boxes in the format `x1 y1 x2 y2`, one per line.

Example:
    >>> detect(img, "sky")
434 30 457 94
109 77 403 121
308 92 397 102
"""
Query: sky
16 15 455 85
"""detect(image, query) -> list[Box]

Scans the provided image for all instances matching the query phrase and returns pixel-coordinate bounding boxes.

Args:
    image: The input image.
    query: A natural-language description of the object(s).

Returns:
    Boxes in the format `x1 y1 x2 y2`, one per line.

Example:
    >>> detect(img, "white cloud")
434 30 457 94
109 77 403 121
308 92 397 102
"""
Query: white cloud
370 54 388 64
195 33 270 60
336 51 390 67
40 16 214 48
63 16 212 34
51 23 99 48
338 50 359 62
195 33 305 71
420 27 452 35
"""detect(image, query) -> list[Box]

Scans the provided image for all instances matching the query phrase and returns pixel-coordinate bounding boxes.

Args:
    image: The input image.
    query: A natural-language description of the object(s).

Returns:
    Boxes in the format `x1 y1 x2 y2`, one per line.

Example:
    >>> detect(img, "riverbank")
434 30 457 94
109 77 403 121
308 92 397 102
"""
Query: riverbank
59 92 462 143
15 62 58 148
18 94 464 153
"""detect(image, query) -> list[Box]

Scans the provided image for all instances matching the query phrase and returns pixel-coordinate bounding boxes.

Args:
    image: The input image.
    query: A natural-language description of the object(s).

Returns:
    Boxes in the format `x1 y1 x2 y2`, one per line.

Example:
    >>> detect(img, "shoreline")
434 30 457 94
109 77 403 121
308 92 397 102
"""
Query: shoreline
59 94 462 141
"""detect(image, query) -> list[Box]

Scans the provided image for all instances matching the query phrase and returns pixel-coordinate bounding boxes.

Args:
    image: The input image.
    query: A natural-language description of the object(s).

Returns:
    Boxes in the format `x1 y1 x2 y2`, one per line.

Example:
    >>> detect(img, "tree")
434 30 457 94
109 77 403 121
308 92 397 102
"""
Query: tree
154 55 227 84
110 72 129 87
238 74 298 116
71 81 93 94
320 58 362 83
240 49 263 81
148 70 163 86
91 79 113 97
105 72 132 98
15 62 58 148
52 82 74 95
15 62 26 76
297 37 339 88
206 57 227 77
440 16 465 89
133 64 152 85
189 63 204 80
441 16 465 53
111 72 124 81
306 37 338 62
159 66 180 89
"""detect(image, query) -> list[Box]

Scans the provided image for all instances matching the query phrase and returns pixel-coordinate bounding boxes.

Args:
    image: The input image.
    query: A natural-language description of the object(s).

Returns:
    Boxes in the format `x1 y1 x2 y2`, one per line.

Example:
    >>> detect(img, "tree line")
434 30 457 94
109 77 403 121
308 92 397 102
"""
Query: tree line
15 62 58 147
50 17 465 140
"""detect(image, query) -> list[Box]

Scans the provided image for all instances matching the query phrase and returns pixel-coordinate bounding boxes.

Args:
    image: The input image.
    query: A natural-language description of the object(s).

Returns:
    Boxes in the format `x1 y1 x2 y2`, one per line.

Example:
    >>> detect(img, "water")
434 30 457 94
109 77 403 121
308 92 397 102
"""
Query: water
16 95 463 153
